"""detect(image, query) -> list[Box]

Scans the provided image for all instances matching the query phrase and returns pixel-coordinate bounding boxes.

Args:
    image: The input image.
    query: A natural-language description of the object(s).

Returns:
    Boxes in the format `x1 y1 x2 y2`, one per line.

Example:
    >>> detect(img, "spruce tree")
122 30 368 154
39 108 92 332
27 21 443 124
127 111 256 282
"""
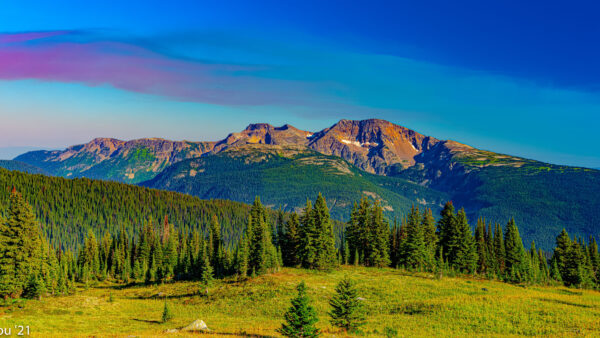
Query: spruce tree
0 190 43 298
452 208 477 273
475 218 488 274
403 205 426 269
311 194 338 270
329 276 364 332
282 213 301 267
200 252 214 286
161 300 174 323
421 208 437 268
503 218 528 282
299 199 317 268
235 236 249 278
368 201 390 268
247 197 278 275
278 281 320 338
23 274 45 300
552 229 571 280
437 201 456 263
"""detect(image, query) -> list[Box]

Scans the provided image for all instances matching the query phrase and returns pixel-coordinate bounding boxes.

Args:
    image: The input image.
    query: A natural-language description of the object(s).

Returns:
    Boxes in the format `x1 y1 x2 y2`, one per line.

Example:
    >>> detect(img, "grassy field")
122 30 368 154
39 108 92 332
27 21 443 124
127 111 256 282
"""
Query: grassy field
1 267 599 337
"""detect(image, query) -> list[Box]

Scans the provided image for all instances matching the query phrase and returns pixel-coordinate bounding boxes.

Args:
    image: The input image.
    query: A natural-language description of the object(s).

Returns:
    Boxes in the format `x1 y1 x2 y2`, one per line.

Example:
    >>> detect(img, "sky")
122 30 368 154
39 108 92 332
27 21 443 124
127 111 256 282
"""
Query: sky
0 0 599 167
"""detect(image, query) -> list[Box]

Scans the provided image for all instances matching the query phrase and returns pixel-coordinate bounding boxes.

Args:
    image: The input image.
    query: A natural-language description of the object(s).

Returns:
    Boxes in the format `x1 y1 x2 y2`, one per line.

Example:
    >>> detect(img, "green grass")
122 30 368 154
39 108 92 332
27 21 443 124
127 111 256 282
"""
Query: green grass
2 267 599 337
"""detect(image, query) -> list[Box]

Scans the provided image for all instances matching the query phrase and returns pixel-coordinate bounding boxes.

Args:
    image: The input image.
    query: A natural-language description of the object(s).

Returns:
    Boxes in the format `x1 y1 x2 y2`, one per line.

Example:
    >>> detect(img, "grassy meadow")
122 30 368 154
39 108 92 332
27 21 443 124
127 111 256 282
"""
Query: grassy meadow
1 266 599 337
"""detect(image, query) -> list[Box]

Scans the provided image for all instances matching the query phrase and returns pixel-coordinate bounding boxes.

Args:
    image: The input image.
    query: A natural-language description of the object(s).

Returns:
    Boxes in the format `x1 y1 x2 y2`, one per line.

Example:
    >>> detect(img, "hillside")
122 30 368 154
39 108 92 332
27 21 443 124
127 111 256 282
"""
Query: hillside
0 167 261 251
14 118 600 248
2 267 599 337
0 159 49 175
141 144 448 220
14 138 215 184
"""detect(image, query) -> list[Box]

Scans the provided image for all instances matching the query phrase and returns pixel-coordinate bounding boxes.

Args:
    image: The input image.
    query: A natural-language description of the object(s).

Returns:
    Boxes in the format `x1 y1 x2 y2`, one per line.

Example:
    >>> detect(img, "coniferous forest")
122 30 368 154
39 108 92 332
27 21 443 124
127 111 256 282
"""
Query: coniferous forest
1 166 598 302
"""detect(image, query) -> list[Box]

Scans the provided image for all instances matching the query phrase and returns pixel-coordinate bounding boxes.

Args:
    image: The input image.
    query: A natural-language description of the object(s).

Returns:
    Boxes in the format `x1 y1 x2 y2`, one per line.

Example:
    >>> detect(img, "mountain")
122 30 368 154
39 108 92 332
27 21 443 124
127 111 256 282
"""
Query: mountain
15 138 214 183
15 118 600 248
141 144 449 220
0 160 49 175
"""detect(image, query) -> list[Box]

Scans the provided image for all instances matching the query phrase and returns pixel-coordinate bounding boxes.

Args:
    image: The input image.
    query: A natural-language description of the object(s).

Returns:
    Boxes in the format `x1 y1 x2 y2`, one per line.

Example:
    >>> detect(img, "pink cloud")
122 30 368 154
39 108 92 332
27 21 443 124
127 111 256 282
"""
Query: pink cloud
0 31 318 106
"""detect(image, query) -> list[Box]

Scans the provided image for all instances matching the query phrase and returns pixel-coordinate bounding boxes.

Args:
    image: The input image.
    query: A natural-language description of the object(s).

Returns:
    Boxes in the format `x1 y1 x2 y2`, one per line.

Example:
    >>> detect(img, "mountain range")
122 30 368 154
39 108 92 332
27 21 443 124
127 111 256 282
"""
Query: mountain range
12 119 600 249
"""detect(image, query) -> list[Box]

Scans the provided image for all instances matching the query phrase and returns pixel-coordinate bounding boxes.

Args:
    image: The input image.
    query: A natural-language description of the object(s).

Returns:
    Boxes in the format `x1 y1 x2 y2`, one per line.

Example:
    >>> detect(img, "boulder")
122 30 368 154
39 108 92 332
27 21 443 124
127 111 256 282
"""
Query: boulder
181 319 210 332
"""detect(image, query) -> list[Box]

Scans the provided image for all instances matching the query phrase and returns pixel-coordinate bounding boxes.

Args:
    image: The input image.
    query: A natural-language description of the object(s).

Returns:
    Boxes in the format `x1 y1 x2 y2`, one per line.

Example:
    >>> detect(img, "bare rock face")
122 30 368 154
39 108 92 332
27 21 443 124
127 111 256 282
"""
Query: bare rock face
214 123 312 151
308 119 439 175
15 118 472 184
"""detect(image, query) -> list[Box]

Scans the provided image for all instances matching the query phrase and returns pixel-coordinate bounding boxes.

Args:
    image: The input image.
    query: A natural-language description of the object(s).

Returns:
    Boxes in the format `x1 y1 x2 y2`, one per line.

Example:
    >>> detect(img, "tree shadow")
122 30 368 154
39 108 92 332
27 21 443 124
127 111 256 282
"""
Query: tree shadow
132 318 161 324
538 298 595 309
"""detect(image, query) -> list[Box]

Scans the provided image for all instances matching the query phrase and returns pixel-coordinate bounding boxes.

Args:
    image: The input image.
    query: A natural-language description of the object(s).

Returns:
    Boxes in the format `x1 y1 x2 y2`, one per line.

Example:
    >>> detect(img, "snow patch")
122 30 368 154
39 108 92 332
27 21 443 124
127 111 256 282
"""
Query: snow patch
341 139 379 147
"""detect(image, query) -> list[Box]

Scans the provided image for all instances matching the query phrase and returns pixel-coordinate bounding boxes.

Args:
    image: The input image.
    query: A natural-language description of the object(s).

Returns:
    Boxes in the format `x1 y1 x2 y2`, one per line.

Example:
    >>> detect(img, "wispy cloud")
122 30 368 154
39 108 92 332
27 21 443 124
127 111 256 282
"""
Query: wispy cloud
0 30 324 106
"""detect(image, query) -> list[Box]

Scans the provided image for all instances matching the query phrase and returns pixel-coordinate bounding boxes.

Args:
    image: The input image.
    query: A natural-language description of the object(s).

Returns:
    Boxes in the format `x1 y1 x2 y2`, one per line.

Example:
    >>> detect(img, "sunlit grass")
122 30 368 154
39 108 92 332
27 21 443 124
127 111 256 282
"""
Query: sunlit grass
1 266 599 337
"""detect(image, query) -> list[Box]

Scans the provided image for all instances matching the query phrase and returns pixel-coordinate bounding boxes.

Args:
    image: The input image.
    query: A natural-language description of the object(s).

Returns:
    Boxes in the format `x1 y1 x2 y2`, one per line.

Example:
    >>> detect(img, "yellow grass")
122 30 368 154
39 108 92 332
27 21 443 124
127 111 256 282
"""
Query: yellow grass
1 266 599 337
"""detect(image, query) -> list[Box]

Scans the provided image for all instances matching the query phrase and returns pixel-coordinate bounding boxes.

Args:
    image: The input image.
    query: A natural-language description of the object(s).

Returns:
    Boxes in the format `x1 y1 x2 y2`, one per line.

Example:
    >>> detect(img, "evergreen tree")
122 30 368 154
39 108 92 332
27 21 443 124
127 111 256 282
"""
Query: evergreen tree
0 190 43 298
368 201 390 268
23 274 46 300
552 229 571 281
503 218 528 282
452 209 477 273
200 251 214 286
474 218 488 274
161 300 174 323
311 194 338 270
421 208 437 268
403 206 426 269
437 201 456 263
235 236 249 278
281 213 301 267
299 199 317 268
493 223 506 275
278 281 320 338
328 276 364 332
247 197 278 275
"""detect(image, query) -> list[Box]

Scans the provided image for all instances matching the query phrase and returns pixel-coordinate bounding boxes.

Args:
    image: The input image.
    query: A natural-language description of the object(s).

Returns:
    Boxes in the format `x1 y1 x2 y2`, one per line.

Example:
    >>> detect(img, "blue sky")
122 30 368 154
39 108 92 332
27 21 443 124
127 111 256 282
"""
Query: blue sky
0 0 599 167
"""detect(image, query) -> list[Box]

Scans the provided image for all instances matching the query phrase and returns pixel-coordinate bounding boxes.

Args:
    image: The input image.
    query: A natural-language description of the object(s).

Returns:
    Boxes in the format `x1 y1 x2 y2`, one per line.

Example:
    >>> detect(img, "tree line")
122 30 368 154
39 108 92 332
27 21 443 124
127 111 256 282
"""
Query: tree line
0 188 598 300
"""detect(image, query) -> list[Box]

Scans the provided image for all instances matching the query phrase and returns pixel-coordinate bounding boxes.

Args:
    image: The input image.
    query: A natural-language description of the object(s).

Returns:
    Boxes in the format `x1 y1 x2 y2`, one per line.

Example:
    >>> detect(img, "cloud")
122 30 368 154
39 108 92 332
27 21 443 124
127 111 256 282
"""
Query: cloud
0 30 325 106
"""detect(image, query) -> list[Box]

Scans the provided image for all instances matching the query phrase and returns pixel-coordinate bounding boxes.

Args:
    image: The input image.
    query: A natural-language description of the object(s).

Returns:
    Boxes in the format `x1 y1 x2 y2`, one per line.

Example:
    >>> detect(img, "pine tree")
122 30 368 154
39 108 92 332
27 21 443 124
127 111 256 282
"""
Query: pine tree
200 252 214 286
493 223 506 275
281 213 301 267
552 229 571 281
503 218 528 282
311 194 338 270
403 205 426 269
437 201 456 263
299 199 317 268
0 190 43 298
329 276 364 332
474 217 488 274
235 236 249 278
247 197 278 275
421 208 437 268
278 281 320 338
23 274 46 300
161 300 174 323
368 201 390 268
452 208 477 273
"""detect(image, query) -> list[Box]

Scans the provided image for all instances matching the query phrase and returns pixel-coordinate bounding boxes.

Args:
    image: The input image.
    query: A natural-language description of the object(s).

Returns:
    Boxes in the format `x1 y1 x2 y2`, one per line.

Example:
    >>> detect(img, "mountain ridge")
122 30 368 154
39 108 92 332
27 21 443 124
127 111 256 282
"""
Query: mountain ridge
13 118 600 249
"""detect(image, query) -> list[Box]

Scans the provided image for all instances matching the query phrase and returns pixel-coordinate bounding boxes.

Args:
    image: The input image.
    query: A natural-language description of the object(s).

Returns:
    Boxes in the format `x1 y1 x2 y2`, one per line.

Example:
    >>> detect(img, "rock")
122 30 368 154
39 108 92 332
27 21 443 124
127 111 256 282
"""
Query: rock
181 319 210 332
357 297 366 301
164 329 178 333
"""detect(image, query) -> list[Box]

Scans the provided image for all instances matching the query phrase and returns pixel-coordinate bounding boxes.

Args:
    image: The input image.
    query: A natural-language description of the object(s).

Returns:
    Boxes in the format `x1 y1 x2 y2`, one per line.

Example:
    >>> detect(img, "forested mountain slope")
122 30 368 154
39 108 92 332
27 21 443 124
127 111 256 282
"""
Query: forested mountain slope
141 144 448 221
